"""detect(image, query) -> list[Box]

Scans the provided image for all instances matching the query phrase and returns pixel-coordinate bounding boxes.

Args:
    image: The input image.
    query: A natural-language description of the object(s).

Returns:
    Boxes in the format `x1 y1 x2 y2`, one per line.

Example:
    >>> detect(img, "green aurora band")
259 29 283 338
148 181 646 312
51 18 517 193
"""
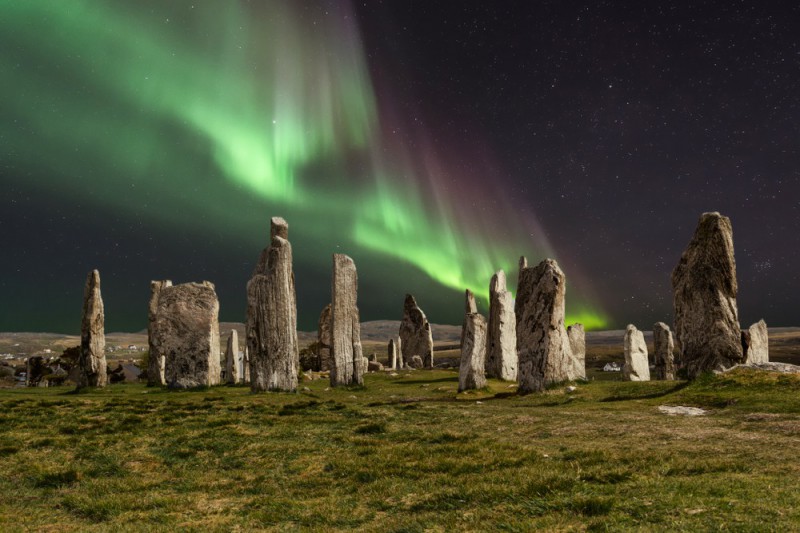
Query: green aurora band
1 1 608 329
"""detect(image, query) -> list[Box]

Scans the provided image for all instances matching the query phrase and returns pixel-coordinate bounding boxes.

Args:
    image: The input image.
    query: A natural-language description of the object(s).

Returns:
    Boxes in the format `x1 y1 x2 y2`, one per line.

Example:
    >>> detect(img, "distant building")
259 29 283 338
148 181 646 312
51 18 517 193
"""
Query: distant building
603 362 621 372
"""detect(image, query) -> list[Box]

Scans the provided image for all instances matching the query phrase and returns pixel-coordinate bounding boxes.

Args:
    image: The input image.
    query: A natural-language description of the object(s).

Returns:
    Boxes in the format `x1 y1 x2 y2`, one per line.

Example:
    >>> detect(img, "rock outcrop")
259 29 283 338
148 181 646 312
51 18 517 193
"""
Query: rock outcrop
486 270 517 381
241 347 250 383
78 270 107 388
459 313 487 391
623 324 650 381
743 319 769 364
399 294 434 369
672 212 744 378
225 329 240 384
316 304 332 371
653 322 675 380
147 280 171 386
566 323 586 380
330 254 364 386
157 281 221 389
515 259 577 392
246 217 299 392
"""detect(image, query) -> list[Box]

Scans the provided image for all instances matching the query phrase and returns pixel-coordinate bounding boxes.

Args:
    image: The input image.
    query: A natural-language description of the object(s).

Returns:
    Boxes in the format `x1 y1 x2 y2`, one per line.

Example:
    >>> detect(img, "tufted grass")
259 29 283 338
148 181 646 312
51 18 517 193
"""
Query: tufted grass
1 368 799 531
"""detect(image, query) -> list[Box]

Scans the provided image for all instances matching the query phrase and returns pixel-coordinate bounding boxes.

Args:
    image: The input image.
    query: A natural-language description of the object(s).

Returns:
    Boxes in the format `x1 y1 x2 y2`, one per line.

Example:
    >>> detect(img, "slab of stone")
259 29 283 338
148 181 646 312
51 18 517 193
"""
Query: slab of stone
653 322 676 380
566 323 586 380
330 254 364 386
623 324 650 381
459 313 487 391
400 294 434 368
79 270 107 388
225 329 240 384
486 270 518 381
743 319 769 364
147 280 171 386
317 304 332 371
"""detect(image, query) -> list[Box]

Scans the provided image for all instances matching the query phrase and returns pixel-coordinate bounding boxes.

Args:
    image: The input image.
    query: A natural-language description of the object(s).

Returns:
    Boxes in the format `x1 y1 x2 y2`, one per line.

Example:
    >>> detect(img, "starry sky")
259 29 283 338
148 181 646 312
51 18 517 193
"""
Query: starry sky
1 1 798 333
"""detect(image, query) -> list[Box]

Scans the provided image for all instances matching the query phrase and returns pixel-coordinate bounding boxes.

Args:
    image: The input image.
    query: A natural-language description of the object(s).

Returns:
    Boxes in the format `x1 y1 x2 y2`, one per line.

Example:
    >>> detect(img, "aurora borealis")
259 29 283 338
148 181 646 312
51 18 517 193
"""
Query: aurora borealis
2 1 798 333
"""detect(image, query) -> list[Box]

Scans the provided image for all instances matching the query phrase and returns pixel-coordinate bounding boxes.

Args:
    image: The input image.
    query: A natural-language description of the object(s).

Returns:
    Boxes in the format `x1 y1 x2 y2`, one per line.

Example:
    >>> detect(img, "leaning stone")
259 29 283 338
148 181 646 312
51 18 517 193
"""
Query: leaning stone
157 281 221 389
653 322 676 380
316 304 332 371
330 254 364 386
566 323 586 380
78 270 107 388
515 259 577 392
225 330 240 384
147 280 171 386
743 319 769 364
623 324 650 381
486 270 517 381
246 217 299 392
672 212 743 378
459 313 487 392
399 294 434 368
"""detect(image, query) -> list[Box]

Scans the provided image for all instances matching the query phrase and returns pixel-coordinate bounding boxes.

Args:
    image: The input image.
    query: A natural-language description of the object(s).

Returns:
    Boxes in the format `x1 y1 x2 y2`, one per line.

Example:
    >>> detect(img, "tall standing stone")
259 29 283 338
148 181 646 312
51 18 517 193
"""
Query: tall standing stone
225 329 240 384
395 336 404 369
330 254 364 386
460 290 478 347
388 338 399 370
246 217 299 392
743 319 769 364
486 270 518 381
399 294 434 369
623 324 650 381
653 322 675 380
241 347 250 383
147 280 172 386
459 313 487 392
672 212 744 378
157 281 221 389
317 304 332 371
515 259 577 392
566 323 586 380
78 270 107 388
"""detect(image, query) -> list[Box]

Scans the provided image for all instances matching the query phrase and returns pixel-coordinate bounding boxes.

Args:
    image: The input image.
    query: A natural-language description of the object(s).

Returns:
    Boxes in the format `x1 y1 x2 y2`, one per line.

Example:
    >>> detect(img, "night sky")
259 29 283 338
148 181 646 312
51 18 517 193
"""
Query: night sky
1 1 798 334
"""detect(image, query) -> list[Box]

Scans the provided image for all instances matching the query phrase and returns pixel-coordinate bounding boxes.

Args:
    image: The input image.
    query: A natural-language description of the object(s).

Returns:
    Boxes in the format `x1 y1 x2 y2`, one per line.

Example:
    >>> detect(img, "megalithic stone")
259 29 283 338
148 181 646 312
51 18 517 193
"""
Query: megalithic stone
566 323 586 380
158 281 221 389
246 217 299 392
317 303 332 371
330 254 364 386
672 212 743 378
486 270 518 381
241 347 250 383
623 324 650 381
460 289 478 348
147 280 172 386
743 319 769 364
396 336 404 369
459 313 487 392
225 329 240 384
79 269 107 388
388 338 398 370
653 322 675 380
399 294 435 369
515 258 576 393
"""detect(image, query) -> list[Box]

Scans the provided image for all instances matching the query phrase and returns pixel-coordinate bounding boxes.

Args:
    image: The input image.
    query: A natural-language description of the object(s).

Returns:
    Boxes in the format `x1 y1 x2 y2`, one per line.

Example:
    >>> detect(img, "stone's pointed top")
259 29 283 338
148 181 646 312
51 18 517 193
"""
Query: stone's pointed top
201 281 215 290
87 269 100 286
333 253 355 267
270 217 289 240
490 270 507 294
626 324 638 333
519 256 528 270
404 293 418 308
465 289 477 314
653 321 670 331
567 323 584 333
701 211 723 219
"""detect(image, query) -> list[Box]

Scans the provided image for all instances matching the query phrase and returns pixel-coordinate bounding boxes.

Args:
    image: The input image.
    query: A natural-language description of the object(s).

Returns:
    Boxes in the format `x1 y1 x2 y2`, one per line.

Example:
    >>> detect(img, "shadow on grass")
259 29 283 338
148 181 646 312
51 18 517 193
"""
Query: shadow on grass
599 380 690 402
396 377 458 386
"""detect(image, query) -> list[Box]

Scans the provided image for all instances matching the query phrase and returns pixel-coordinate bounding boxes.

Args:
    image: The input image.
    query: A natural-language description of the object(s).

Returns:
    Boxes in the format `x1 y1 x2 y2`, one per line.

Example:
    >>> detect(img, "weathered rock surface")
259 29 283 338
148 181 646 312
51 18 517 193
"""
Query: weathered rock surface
566 323 586 380
225 329 240 385
316 304 332 371
147 280 171 386
368 360 384 372
409 355 424 369
461 290 478 347
157 281 221 389
79 270 107 388
459 313 487 391
388 338 400 370
721 362 800 374
486 270 517 381
399 294 434 369
246 217 299 392
653 322 675 380
330 254 364 386
515 259 578 392
623 324 650 381
672 212 744 378
743 319 769 364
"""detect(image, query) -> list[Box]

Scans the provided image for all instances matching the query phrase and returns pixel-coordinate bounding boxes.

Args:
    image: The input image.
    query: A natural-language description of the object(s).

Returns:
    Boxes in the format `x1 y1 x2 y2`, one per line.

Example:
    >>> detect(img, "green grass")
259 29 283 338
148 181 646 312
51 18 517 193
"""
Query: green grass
1 368 800 531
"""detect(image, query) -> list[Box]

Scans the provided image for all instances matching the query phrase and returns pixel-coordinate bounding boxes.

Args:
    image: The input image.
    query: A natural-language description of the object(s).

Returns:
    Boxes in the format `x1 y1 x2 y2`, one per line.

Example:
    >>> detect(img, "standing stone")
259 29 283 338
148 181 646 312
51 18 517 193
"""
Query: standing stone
515 259 578 393
399 294 434 369
246 217 299 392
225 330 240 384
653 322 675 380
156 281 221 389
388 338 399 370
743 319 769 364
672 212 744 378
316 304 332 371
459 313 487 391
241 347 250 383
461 289 478 347
623 324 650 381
566 323 586 380
330 254 364 386
147 280 171 386
395 336 404 369
486 270 518 381
78 270 107 388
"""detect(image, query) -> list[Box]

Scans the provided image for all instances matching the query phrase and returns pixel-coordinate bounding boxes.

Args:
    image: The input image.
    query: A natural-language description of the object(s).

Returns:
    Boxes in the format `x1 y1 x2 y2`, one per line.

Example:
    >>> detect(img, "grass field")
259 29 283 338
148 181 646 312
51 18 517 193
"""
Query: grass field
1 368 799 531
